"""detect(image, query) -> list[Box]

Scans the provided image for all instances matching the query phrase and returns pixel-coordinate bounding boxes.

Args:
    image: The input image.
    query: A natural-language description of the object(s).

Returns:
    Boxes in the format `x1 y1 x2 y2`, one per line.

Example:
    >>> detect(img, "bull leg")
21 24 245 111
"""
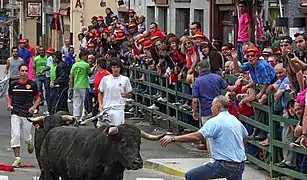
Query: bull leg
43 170 58 180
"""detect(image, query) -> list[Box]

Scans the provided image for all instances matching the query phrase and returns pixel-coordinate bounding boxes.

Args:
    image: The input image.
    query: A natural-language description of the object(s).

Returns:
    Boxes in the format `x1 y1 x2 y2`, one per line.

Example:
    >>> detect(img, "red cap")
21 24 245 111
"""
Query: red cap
128 9 135 14
143 39 152 49
116 32 126 41
244 46 261 57
193 31 205 39
87 43 95 47
46 48 55 54
97 16 104 21
128 21 137 28
19 39 27 43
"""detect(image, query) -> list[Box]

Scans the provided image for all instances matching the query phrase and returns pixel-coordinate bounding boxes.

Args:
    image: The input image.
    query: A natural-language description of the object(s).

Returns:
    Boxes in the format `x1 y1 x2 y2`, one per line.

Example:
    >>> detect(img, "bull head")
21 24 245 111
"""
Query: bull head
28 115 76 128
28 115 75 122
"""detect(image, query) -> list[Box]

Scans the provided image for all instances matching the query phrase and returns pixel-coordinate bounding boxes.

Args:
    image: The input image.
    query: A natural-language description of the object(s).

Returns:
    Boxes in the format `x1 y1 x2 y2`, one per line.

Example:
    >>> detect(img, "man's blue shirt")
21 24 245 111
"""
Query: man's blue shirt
18 48 31 65
199 111 248 162
192 72 228 116
240 59 276 85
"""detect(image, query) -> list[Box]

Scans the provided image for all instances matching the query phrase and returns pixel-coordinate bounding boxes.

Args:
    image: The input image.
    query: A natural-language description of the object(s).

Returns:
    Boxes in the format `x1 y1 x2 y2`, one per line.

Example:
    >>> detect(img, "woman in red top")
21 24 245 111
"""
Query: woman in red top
94 57 110 93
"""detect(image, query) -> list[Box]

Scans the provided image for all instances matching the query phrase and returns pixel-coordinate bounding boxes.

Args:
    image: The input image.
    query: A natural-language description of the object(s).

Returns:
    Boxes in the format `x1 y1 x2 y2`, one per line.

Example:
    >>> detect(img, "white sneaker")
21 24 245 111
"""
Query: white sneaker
34 109 38 114
126 98 134 102
68 99 72 103
43 111 49 116
12 157 21 167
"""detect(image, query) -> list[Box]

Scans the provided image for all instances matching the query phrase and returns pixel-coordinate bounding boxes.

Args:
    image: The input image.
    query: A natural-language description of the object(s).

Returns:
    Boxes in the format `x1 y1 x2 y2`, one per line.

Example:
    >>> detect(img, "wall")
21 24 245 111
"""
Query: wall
130 0 210 36
24 19 37 48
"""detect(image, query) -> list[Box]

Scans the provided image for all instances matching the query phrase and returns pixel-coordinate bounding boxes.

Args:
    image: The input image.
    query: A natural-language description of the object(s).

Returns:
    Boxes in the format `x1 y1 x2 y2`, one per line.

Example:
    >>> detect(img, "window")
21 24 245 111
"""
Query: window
194 9 204 32
175 8 190 35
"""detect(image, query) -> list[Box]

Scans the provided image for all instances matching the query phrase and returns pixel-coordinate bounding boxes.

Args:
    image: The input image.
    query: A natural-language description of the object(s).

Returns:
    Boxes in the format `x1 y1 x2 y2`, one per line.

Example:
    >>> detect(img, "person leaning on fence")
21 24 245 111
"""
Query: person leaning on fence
7 64 40 167
191 60 239 151
160 95 248 180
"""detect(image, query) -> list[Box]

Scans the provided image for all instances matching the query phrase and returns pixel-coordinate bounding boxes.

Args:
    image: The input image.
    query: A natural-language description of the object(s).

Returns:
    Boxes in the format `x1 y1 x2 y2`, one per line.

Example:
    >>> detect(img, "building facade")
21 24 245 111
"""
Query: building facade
130 0 211 38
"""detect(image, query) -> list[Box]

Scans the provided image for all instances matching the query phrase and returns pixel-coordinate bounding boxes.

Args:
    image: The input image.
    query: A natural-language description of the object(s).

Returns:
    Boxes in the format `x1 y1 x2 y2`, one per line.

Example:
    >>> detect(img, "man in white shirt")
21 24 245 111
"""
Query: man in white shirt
98 57 132 126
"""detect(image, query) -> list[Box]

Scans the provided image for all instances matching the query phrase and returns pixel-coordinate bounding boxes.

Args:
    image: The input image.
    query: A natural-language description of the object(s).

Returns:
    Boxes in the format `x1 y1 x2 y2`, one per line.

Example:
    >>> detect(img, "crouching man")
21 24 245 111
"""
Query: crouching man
7 64 40 167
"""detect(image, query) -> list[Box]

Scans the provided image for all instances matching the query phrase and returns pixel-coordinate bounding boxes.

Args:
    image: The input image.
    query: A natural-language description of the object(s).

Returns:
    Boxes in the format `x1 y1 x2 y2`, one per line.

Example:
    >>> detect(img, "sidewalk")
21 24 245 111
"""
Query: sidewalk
144 158 269 180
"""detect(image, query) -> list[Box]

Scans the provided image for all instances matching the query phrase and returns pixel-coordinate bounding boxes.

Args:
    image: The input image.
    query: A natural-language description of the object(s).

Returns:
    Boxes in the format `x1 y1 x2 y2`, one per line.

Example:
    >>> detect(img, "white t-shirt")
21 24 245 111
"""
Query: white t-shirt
98 74 132 109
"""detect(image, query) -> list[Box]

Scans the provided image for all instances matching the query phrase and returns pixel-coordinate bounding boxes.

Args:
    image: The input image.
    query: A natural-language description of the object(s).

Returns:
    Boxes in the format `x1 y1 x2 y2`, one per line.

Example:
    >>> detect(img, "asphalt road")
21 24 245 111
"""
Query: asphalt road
0 95 202 180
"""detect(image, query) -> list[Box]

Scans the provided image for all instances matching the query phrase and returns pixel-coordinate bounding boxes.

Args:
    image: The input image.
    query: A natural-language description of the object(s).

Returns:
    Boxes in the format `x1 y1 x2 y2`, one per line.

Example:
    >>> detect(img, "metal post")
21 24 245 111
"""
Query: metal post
128 0 130 10
1 0 3 9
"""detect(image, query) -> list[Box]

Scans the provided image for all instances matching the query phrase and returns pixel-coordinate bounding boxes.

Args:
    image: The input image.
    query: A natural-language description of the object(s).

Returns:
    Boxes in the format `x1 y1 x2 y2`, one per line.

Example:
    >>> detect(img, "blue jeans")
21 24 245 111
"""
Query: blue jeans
237 42 244 64
36 75 50 106
185 161 245 180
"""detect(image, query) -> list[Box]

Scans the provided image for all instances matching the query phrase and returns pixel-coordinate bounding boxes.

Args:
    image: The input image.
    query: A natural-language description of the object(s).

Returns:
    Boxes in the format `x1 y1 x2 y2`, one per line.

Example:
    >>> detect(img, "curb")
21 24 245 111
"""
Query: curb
144 160 185 178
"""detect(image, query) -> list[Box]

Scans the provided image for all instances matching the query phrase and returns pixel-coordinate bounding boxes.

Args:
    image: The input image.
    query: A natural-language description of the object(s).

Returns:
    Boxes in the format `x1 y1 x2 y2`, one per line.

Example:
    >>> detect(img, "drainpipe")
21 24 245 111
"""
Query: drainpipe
210 0 215 39
19 1 24 38
42 0 46 47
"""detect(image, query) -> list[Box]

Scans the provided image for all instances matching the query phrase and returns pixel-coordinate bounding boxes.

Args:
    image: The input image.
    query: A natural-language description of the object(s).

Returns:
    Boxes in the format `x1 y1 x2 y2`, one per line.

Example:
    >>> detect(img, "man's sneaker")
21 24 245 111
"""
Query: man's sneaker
68 99 72 103
12 157 21 167
27 143 34 154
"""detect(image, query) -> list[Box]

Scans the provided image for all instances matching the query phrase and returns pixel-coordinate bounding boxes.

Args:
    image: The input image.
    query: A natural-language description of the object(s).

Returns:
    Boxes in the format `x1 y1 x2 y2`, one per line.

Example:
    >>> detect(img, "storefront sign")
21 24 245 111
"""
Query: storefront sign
216 0 233 5
27 3 41 17
75 0 82 9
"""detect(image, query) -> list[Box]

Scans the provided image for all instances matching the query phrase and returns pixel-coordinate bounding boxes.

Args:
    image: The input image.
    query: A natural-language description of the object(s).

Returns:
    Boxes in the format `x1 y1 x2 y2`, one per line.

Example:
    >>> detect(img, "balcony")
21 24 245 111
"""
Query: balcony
155 0 168 6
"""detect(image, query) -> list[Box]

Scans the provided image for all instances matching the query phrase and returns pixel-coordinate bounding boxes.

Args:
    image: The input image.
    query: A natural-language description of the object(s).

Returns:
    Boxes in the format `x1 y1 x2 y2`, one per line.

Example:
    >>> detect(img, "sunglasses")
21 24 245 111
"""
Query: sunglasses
12 51 18 53
294 32 306 37
20 70 28 72
280 39 291 44
246 54 255 58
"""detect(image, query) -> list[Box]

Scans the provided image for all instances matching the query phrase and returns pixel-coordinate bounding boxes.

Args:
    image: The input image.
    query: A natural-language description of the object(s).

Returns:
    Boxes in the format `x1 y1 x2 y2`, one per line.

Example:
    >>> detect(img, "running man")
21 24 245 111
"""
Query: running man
7 64 40 167
98 57 132 126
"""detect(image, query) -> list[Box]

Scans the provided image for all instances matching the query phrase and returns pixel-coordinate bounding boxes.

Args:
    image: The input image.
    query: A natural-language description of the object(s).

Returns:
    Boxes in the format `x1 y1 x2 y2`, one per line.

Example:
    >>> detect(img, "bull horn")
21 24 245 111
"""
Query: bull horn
108 127 119 135
28 116 45 122
141 130 165 141
61 115 75 122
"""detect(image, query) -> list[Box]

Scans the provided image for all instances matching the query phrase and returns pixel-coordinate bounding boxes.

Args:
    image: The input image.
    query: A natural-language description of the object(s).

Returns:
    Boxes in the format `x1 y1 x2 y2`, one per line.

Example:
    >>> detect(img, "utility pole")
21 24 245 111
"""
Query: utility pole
128 0 130 10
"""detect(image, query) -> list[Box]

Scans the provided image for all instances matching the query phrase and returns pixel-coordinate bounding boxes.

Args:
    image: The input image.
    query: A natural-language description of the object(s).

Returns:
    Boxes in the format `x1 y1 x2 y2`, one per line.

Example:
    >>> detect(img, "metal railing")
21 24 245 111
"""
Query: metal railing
123 66 307 179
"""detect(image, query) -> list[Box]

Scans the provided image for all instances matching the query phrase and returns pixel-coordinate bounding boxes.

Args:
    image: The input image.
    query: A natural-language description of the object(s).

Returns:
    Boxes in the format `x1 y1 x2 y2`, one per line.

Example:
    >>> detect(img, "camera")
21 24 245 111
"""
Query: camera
287 53 295 59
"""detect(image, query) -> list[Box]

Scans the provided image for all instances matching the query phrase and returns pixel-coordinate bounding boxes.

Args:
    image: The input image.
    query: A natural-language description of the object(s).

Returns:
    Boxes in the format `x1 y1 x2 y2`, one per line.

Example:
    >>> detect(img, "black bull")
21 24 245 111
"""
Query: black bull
28 113 165 180
27 111 77 177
